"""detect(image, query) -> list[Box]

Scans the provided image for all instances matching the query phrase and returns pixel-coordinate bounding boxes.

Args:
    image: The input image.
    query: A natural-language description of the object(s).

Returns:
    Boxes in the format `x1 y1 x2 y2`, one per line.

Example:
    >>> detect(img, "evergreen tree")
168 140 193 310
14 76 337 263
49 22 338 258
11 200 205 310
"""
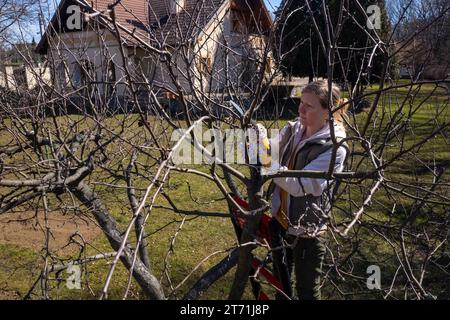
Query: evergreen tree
275 0 391 89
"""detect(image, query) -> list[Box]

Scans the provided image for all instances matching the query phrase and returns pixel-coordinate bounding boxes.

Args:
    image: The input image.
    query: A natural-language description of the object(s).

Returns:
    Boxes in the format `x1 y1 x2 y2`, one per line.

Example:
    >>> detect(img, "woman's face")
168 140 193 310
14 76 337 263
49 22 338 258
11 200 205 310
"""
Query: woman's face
298 91 329 133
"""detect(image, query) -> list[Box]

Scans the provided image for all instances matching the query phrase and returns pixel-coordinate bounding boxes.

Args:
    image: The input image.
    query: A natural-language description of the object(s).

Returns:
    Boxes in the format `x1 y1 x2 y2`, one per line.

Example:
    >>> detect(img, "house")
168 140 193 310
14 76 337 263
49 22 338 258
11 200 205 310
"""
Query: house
0 43 51 90
394 38 450 80
0 62 51 90
393 18 450 81
36 0 274 107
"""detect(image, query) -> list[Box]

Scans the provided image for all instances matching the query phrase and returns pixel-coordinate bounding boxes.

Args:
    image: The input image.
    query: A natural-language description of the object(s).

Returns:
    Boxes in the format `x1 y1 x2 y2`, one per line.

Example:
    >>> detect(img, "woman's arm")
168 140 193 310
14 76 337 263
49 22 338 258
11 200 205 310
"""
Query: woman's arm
273 146 347 197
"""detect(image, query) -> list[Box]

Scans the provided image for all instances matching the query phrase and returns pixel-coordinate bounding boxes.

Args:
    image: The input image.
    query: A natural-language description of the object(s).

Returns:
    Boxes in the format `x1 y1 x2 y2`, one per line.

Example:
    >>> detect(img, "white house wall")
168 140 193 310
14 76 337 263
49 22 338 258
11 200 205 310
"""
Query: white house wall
47 29 130 96
0 66 15 89
25 65 52 89
192 2 273 94
0 64 50 90
192 1 234 93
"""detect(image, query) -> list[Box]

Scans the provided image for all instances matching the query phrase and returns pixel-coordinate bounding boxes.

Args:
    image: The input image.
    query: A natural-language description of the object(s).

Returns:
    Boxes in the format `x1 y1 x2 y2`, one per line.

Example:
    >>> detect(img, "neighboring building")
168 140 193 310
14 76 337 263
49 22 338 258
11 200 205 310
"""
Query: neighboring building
393 24 450 80
36 0 274 103
0 43 51 90
0 63 51 90
394 39 449 80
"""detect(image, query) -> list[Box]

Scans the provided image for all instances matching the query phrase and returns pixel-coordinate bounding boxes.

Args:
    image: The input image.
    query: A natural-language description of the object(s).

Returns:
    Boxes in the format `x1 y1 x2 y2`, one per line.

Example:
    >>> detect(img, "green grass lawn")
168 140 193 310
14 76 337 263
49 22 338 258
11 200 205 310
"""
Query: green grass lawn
0 82 448 299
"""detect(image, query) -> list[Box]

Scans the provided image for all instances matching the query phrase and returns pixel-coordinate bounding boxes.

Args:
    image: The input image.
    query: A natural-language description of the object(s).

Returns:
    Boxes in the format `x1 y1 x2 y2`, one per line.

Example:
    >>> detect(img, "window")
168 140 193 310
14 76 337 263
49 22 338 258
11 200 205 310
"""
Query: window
72 63 82 87
72 60 95 88
106 60 116 83
12 67 27 88
0 66 6 88
106 59 116 95
55 62 68 89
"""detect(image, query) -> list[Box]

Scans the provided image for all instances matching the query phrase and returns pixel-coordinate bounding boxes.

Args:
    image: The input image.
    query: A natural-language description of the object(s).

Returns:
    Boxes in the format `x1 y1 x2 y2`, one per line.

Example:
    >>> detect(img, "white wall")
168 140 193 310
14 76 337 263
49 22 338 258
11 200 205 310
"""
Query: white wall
47 29 131 96
25 65 51 89
0 64 49 90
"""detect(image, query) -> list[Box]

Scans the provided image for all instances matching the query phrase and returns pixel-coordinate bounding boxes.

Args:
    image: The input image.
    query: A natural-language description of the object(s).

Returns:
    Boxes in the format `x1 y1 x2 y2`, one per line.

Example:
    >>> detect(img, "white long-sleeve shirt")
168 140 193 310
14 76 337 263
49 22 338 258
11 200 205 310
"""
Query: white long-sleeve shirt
270 120 347 215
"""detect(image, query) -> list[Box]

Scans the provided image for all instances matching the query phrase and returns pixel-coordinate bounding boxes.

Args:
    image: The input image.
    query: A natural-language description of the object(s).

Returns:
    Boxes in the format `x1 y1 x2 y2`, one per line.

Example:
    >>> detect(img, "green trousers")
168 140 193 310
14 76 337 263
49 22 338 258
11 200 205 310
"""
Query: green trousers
269 218 327 300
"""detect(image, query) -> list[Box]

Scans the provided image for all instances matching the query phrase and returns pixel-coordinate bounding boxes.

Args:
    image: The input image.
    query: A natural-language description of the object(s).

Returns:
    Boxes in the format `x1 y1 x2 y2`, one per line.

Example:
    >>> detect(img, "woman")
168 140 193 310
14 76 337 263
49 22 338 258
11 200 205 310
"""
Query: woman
267 80 348 300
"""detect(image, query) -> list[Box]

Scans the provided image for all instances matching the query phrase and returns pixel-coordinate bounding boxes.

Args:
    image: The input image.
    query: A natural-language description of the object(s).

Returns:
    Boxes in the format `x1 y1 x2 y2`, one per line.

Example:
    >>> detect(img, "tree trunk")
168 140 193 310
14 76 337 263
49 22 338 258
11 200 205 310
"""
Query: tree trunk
184 248 239 300
72 182 165 300
135 213 151 269
228 167 263 299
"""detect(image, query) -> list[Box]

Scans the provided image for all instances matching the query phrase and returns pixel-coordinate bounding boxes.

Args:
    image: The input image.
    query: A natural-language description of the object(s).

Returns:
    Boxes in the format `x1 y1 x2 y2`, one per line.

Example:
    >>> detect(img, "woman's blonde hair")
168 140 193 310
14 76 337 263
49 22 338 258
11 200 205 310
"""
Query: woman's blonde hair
301 79 348 125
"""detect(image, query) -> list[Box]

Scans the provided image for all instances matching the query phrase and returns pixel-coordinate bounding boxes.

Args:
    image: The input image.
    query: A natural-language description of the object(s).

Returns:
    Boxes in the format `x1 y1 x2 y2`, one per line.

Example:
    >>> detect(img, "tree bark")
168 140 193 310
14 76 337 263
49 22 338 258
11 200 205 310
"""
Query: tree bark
71 182 165 300
184 248 239 300
228 167 263 299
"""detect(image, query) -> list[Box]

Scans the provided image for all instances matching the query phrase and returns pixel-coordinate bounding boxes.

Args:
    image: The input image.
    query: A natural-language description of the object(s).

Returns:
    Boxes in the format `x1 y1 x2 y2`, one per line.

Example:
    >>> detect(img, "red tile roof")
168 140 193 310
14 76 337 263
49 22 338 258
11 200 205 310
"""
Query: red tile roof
37 0 272 53
36 0 151 53
92 0 150 33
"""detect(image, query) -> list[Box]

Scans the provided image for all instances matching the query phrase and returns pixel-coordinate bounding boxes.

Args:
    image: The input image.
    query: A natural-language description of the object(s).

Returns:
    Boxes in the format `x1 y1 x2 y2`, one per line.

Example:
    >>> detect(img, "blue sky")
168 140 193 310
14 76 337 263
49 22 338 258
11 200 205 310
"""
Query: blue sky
264 0 282 13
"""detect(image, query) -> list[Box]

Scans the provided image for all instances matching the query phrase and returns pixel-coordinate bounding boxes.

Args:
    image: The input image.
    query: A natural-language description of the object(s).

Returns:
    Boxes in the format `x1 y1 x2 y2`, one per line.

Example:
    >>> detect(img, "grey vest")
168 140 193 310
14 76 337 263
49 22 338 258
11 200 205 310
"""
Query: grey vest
267 122 348 234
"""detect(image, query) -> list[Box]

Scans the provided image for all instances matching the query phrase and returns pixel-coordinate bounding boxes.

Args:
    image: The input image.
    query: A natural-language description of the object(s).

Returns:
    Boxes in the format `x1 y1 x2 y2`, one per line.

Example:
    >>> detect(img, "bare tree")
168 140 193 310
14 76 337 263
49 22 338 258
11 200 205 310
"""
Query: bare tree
0 0 449 300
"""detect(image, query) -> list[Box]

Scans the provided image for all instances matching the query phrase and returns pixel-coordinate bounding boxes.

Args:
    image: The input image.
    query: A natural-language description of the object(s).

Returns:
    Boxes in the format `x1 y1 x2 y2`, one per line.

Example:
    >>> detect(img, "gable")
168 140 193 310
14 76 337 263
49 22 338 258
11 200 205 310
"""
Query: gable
148 0 227 46
230 0 272 34
148 0 272 47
